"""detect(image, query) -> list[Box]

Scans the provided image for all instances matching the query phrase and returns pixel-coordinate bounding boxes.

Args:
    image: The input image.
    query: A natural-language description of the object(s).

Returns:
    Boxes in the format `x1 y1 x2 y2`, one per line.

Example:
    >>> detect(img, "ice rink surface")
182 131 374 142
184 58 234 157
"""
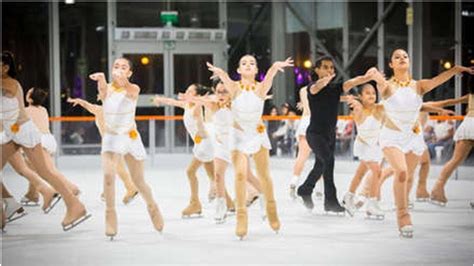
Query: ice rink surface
1 154 473 266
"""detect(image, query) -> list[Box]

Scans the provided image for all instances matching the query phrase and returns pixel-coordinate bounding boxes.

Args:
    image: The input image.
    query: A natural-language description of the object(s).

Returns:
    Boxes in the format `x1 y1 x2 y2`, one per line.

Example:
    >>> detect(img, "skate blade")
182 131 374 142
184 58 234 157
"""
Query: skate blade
123 191 139 205
246 196 259 207
365 214 385 220
415 197 429 202
324 211 345 217
43 194 62 214
399 232 414 239
21 200 40 207
106 234 117 241
181 213 203 219
429 200 447 207
6 211 28 223
296 197 314 212
62 213 92 232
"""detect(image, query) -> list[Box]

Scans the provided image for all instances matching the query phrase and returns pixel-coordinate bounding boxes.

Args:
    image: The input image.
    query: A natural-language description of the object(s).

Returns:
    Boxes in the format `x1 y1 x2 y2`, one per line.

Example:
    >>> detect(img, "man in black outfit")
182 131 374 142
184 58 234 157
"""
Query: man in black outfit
297 56 354 213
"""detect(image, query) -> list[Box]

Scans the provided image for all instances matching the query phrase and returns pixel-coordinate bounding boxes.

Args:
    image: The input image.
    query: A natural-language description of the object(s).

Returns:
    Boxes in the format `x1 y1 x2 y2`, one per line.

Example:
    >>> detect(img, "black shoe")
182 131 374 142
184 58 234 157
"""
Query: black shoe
297 190 314 210
324 201 345 213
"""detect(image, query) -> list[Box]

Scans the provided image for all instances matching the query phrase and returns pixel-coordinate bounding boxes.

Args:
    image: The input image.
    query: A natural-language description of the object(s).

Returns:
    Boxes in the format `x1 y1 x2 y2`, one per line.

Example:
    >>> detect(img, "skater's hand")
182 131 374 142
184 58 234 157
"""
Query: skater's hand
152 96 164 107
67 97 80 107
89 72 105 82
113 71 129 88
207 62 226 80
296 101 303 111
315 73 336 88
272 57 294 73
438 109 455 116
454 65 474 75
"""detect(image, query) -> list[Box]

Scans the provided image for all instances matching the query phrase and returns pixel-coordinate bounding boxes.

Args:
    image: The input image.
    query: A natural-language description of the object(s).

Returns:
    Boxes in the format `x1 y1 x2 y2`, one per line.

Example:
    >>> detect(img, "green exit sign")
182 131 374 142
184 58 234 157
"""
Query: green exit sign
160 11 178 26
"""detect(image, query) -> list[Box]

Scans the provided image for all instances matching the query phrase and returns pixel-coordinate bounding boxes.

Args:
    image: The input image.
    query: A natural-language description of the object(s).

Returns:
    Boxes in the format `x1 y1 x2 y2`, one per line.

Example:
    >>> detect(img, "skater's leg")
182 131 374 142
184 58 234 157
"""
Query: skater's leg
102 152 119 237
23 145 88 228
182 158 203 216
124 154 163 231
231 150 249 238
292 136 311 183
1 142 19 172
297 133 325 196
116 156 138 204
203 161 217 202
214 158 228 198
366 162 382 199
383 147 411 230
8 151 57 210
349 162 368 194
431 140 473 204
416 149 430 200
405 152 420 201
246 168 262 192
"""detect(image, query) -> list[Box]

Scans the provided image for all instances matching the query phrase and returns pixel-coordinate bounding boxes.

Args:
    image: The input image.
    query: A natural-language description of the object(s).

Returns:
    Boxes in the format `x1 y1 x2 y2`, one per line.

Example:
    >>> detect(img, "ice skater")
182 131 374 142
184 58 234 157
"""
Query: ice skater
89 57 164 240
207 55 293 239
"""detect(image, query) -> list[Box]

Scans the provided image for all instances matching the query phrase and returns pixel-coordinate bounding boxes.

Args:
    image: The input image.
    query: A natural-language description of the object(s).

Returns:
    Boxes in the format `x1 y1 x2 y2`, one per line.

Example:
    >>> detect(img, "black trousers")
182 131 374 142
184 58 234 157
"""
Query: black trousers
297 131 338 203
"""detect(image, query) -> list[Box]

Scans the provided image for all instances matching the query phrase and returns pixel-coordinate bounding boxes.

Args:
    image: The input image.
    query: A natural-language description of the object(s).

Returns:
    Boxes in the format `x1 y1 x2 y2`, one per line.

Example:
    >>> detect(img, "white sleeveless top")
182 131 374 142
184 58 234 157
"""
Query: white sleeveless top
1 95 20 129
103 86 137 134
382 83 423 133
231 90 264 132
213 107 233 142
356 115 382 147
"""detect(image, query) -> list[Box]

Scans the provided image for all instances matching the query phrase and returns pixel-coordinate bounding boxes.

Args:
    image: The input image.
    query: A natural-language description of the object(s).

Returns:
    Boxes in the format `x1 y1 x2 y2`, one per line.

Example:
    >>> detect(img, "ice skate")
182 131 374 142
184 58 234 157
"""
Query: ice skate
430 187 447 206
147 203 164 232
122 190 138 205
266 200 280 233
297 192 314 211
181 200 202 218
20 196 40 207
5 198 28 223
42 193 62 214
100 192 105 202
288 175 299 200
354 195 367 209
246 190 259 207
214 198 227 224
415 187 430 202
62 204 92 231
399 225 414 238
365 198 385 220
235 209 248 240
105 209 117 240
324 201 345 216
208 184 217 203
342 192 357 217
1 207 6 232
408 200 414 210
225 194 235 214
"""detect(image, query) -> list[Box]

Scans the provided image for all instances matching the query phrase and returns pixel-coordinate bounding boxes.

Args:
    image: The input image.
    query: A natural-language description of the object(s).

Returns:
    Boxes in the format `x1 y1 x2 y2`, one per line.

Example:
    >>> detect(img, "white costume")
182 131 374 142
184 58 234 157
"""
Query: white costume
353 115 383 162
230 89 271 155
379 82 425 156
101 86 147 160
213 107 233 163
295 115 310 137
183 106 214 162
41 133 57 154
454 94 474 141
1 95 41 148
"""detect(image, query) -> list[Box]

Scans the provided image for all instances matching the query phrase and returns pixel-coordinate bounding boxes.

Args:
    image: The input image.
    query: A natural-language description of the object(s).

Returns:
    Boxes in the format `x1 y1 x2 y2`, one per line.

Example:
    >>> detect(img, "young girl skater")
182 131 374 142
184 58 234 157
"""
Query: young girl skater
153 83 216 218
89 57 164 239
179 79 265 223
1 51 90 231
373 48 473 238
207 55 293 239
66 96 139 204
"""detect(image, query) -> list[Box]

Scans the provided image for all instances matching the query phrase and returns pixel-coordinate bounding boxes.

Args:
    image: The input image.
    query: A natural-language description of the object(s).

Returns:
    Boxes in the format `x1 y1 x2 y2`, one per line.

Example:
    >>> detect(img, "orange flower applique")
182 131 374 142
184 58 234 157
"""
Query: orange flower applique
256 124 266 134
129 129 138 140
412 124 421 135
10 123 20 134
194 135 202 144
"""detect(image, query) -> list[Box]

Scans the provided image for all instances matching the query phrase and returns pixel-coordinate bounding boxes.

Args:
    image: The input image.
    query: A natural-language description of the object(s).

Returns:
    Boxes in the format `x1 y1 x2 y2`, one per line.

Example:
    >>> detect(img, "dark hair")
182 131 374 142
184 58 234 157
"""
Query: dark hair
211 78 223 89
29 87 49 106
1 51 17 78
191 83 213 96
314 56 333 69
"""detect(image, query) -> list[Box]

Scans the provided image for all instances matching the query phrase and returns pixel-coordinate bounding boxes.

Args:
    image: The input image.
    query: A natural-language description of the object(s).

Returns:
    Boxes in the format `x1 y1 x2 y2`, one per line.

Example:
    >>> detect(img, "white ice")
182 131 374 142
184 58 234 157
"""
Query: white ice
1 154 473 265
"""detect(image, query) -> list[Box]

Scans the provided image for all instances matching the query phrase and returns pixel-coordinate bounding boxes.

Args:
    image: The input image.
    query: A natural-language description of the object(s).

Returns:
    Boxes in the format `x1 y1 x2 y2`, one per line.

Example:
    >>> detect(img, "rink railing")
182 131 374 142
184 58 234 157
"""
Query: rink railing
50 115 466 166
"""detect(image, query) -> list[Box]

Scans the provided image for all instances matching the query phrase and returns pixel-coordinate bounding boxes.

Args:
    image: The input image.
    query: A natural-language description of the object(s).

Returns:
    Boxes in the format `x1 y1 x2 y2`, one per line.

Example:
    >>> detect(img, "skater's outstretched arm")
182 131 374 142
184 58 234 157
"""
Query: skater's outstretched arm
67 97 101 116
308 73 336 95
178 93 218 111
152 95 186 109
424 94 469 108
296 86 309 112
89 72 108 100
418 65 474 95
258 57 294 97
342 67 386 93
420 103 455 116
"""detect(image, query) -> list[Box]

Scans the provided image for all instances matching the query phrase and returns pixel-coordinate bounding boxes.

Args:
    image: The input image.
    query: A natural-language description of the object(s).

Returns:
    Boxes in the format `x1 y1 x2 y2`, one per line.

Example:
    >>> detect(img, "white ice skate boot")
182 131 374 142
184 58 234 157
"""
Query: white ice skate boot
214 198 227 224
342 192 357 217
5 198 27 223
366 198 385 220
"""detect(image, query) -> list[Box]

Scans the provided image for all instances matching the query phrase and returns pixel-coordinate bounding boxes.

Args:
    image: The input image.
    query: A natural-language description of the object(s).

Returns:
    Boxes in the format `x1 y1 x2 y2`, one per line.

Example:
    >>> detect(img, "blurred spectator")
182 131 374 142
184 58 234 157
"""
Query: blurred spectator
273 109 298 156
427 120 455 159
